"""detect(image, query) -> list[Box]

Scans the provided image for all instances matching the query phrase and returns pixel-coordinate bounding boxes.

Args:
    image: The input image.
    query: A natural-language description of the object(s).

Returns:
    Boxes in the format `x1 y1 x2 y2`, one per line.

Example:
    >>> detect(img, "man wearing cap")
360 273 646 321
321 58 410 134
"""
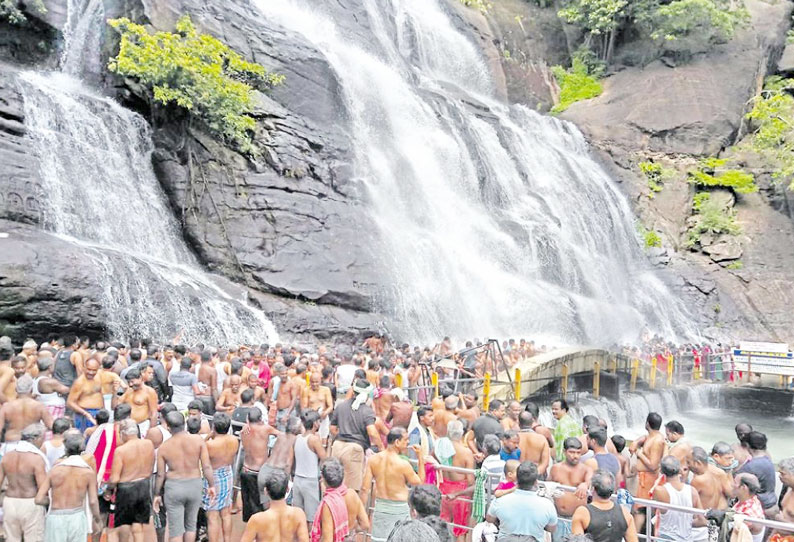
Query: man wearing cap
0 376 53 456
330 379 382 493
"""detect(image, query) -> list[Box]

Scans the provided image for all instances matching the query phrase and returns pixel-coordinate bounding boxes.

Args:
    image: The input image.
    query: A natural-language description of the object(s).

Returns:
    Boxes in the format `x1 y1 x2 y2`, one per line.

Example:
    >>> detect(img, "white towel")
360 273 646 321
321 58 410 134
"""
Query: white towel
15 440 51 471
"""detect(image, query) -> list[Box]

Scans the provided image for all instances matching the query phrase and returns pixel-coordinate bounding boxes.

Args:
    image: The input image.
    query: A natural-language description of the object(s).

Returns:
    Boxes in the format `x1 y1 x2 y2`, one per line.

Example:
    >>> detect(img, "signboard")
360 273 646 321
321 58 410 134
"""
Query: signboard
733 341 794 376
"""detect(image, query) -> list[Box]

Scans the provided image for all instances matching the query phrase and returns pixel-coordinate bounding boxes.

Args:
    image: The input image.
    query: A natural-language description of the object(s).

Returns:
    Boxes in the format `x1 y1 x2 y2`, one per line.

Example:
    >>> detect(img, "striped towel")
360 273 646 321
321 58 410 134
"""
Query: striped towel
471 468 490 523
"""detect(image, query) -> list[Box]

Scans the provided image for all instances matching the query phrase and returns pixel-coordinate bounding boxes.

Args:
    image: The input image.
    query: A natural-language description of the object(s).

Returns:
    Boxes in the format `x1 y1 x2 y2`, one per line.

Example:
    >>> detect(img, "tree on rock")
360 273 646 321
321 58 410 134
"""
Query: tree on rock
108 15 284 154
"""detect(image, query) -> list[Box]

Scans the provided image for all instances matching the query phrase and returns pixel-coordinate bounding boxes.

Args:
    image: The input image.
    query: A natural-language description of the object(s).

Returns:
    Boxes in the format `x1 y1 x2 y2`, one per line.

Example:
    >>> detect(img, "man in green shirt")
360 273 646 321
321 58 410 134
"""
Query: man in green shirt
552 398 580 462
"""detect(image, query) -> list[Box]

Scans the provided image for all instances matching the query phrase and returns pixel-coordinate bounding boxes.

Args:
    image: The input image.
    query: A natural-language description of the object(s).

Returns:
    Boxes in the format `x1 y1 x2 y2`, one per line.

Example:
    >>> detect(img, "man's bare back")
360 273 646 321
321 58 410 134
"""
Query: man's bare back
159 431 210 480
112 437 155 483
692 464 730 510
0 450 47 498
267 433 297 471
0 397 52 442
242 423 278 471
519 431 550 473
242 504 308 542
207 433 239 470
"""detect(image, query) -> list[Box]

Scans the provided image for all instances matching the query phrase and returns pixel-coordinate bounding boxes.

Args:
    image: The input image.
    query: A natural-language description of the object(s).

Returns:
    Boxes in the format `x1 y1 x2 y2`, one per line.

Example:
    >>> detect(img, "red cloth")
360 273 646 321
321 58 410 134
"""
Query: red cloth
440 479 471 537
92 423 117 482
311 485 350 542
425 463 438 486
247 361 271 389
734 496 765 519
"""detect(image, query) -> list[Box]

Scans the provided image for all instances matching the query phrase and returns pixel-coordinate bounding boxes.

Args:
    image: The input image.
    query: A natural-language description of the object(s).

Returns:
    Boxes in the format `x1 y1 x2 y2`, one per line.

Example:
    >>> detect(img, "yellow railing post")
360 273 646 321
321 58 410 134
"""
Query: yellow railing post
593 361 600 398
483 372 491 412
305 371 311 387
667 357 674 387
514 368 521 401
650 358 657 389
561 364 569 398
610 357 617 374
431 372 439 399
394 372 403 389
631 359 639 392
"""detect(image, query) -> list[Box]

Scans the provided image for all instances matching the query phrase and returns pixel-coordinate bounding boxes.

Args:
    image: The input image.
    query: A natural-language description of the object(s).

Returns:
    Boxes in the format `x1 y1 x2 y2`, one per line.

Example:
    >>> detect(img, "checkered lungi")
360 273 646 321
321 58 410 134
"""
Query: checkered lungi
202 464 233 511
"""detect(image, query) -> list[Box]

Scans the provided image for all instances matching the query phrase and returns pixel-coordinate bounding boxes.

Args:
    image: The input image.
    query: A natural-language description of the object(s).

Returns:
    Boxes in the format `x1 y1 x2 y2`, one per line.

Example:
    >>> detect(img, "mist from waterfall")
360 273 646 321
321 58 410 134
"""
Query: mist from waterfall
18 1 279 344
257 0 697 345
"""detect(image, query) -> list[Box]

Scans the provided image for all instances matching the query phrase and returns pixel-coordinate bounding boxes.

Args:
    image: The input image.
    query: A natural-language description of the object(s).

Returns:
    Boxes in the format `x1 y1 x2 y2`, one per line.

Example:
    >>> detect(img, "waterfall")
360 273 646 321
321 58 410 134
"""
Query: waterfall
61 0 104 78
257 0 696 345
537 383 725 437
18 5 279 344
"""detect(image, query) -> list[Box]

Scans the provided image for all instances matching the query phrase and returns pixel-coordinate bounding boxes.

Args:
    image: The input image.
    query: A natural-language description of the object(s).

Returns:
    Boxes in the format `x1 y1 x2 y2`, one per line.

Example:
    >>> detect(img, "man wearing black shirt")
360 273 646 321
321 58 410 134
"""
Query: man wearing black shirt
330 379 382 493
471 400 505 463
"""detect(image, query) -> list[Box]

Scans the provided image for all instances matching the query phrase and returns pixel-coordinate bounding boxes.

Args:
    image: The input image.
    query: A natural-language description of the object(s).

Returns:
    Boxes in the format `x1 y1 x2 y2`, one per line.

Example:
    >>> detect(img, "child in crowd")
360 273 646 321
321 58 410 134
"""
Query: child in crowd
494 459 520 497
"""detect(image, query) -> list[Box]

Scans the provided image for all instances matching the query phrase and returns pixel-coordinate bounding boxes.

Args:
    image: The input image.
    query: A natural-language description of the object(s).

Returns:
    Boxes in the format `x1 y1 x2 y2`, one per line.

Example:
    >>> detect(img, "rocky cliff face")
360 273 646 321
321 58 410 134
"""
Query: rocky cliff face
554 0 794 342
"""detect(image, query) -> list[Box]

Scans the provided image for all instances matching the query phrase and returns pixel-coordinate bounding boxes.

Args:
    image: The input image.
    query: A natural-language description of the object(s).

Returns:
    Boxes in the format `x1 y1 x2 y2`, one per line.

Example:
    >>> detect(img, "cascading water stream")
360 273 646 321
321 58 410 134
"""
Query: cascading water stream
257 0 697 345
18 4 279 344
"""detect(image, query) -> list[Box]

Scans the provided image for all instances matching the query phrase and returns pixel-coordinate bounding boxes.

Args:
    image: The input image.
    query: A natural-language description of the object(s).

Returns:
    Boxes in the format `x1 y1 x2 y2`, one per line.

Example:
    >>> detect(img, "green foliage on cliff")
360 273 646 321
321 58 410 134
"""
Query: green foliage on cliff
649 0 748 53
107 16 284 154
687 158 757 194
556 0 748 65
686 192 741 247
551 59 603 113
458 0 491 12
743 77 794 189
0 0 46 25
639 160 675 197
636 223 662 248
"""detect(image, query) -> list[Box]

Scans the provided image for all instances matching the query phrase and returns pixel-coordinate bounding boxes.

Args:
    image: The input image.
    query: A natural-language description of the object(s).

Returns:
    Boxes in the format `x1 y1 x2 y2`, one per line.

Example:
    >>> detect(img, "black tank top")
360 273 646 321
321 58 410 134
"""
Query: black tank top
53 349 77 387
586 502 628 542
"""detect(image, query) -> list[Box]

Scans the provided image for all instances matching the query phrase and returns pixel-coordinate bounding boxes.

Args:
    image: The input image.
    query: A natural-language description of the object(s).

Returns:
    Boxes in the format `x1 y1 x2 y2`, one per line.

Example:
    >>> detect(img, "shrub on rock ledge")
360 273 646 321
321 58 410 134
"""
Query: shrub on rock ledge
108 15 284 154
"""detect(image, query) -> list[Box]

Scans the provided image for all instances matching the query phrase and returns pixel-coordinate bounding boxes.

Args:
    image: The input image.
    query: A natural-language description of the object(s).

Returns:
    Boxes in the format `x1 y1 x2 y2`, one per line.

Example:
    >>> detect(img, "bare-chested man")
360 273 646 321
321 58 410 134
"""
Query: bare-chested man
109 418 156 542
733 423 753 467
501 400 522 432
258 417 301 509
242 469 309 542
240 408 279 521
301 372 333 440
0 345 19 404
154 412 216 542
550 437 593 542
432 395 458 438
202 413 239 542
629 412 665 526
1 354 28 406
117 368 158 435
518 411 550 477
243 374 268 405
361 427 425 542
196 350 218 415
778 458 794 526
0 424 48 542
214 375 243 414
665 420 692 478
317 458 370 541
457 392 480 424
268 363 297 431
526 402 555 449
689 446 732 542
386 387 413 429
438 420 475 542
373 375 395 421
66 359 106 431
35 434 101 542
630 412 665 495
0 376 53 451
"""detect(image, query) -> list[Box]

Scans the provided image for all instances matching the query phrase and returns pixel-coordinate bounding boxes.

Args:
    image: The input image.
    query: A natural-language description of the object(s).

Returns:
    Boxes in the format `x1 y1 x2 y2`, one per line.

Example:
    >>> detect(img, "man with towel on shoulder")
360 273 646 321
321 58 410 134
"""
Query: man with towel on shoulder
361 427 425 542
35 433 102 542
330 379 382 493
0 423 49 542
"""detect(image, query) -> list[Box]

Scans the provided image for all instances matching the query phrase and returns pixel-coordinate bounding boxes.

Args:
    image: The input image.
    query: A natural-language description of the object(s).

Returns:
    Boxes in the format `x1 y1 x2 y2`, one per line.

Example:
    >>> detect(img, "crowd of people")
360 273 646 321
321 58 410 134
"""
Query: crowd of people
0 334 791 542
